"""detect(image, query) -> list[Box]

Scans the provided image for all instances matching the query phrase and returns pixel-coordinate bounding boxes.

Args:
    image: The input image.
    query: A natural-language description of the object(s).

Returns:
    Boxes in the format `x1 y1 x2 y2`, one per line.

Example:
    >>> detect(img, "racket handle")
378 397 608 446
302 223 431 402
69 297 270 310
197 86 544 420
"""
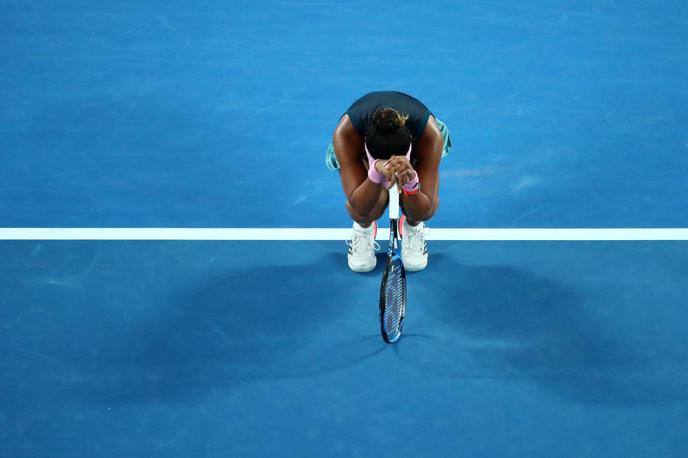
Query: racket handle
388 184 400 219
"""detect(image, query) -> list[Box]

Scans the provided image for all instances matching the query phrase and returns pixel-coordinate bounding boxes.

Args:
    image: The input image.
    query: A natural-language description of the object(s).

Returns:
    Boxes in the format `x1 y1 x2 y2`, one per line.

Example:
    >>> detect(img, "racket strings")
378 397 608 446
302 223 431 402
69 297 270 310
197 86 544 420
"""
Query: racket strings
383 261 405 335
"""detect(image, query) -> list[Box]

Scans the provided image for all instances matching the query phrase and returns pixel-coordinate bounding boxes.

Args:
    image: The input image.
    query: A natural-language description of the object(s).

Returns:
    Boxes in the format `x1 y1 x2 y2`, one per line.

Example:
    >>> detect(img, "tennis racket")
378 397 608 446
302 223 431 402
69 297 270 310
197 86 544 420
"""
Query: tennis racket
379 183 407 343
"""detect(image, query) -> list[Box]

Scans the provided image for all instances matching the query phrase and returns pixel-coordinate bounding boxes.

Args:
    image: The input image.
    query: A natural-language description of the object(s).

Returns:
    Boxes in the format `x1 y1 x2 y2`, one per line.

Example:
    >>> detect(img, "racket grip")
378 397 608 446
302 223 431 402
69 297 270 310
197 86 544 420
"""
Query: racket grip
388 184 400 219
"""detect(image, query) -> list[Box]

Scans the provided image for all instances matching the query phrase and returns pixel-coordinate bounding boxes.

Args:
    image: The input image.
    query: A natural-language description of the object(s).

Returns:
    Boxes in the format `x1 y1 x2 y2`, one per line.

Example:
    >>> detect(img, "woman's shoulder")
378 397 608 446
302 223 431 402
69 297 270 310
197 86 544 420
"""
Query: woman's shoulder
335 113 360 137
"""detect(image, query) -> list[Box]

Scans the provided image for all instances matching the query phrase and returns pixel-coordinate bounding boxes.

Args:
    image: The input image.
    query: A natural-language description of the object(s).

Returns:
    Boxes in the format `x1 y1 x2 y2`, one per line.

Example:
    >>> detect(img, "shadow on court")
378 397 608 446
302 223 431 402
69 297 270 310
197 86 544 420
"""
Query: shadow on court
3 243 685 412
324 251 389 277
394 251 687 407
68 260 386 404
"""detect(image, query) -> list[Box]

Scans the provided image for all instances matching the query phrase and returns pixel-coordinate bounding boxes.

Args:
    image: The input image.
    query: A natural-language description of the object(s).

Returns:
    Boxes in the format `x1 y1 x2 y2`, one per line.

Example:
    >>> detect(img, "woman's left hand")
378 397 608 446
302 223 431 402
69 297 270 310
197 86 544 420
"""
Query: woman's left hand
383 156 417 187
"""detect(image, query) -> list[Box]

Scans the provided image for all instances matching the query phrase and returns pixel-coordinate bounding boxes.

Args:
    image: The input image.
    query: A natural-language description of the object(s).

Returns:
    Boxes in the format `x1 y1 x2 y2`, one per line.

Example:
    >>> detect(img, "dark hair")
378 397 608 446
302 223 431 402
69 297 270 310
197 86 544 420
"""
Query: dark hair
364 108 412 160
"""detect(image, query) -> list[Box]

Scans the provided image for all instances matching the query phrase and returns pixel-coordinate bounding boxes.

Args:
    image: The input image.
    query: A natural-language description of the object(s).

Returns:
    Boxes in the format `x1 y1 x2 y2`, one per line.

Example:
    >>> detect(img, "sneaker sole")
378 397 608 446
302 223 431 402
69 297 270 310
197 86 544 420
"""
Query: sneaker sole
348 259 377 273
403 264 427 272
402 255 428 272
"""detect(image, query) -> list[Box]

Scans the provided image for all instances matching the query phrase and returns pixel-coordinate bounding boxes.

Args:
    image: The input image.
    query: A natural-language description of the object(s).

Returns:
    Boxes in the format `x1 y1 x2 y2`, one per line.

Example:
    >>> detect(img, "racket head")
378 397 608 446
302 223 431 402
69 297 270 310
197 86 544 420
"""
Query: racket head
379 221 407 343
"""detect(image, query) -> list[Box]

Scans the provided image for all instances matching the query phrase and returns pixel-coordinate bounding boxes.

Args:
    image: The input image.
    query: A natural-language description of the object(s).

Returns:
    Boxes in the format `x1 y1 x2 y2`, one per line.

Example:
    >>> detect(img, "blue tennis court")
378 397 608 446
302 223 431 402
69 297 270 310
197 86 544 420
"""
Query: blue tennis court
2 1 688 457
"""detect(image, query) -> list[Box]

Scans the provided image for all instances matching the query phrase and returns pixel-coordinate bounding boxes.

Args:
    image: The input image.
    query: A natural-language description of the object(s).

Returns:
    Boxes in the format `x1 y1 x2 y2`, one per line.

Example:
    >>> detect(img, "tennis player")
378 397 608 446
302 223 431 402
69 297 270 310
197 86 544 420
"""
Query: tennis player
326 91 452 272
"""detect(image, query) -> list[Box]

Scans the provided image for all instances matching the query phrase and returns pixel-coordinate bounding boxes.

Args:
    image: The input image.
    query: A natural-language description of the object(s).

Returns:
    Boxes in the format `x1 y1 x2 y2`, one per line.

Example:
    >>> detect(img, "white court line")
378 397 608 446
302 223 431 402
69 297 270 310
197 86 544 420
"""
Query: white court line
0 228 687 240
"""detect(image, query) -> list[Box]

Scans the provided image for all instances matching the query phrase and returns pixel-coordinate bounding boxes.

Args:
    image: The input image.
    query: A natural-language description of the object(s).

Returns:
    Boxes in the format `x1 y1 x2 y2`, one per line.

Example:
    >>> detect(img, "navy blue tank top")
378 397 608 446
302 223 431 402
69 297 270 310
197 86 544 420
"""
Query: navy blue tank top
345 91 432 145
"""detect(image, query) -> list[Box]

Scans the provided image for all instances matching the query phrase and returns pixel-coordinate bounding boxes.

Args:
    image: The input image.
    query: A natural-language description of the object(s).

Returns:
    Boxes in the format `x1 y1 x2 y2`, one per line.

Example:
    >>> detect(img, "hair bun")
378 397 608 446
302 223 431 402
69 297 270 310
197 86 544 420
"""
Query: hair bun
371 108 408 133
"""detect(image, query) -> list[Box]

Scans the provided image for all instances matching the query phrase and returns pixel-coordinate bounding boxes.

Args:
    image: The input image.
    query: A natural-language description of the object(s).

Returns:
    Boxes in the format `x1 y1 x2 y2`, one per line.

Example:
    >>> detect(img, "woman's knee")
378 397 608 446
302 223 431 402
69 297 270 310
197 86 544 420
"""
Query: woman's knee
428 197 440 219
345 192 388 224
346 201 374 225
419 197 440 222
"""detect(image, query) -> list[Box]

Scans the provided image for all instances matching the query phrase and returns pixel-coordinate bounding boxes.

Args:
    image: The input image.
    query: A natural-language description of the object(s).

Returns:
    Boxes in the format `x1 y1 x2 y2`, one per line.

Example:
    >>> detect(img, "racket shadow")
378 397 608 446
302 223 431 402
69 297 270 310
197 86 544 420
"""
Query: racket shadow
395 333 437 340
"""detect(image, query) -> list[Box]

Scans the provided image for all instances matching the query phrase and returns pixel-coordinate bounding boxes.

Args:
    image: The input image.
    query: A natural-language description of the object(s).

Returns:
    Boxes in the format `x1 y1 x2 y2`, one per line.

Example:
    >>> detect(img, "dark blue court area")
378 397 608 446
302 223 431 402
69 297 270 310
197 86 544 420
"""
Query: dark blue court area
2 1 688 457
2 241 688 457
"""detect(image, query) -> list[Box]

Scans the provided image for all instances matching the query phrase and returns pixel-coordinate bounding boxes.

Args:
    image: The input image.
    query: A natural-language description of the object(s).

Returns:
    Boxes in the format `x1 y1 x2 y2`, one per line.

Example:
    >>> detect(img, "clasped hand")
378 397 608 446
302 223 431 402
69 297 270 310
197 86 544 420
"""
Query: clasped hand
374 156 416 189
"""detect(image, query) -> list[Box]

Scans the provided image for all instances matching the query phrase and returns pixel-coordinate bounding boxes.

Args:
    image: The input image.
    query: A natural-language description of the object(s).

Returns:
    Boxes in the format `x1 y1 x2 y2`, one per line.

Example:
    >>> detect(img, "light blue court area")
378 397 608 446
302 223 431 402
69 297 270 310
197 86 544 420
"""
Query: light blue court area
3 0 688 457
2 241 688 457
2 1 688 227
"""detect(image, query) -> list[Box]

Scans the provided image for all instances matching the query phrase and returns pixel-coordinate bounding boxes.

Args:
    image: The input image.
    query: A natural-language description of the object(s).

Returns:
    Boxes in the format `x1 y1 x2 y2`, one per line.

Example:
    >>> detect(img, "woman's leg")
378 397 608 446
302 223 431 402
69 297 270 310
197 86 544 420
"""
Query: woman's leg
346 186 388 226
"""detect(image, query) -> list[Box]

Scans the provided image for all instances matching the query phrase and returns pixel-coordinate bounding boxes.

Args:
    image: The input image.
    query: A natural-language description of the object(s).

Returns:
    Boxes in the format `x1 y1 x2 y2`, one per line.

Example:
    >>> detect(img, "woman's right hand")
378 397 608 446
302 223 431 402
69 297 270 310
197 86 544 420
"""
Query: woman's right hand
374 159 397 187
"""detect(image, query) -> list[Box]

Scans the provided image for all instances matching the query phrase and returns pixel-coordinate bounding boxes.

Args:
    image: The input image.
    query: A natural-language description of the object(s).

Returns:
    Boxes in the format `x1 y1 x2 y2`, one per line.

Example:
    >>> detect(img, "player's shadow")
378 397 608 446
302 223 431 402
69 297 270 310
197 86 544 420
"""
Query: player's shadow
77 258 386 404
394 252 685 407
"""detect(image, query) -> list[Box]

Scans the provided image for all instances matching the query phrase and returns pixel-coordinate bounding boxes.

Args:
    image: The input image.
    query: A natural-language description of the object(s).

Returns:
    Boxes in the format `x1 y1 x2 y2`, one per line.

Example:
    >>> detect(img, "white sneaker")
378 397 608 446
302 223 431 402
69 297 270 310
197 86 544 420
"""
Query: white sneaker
346 221 379 272
400 215 428 271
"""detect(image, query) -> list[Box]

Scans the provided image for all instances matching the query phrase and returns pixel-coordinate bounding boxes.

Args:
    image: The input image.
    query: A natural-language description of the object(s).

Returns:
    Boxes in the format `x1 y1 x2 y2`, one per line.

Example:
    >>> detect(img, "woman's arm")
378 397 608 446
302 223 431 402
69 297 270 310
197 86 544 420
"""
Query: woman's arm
400 116 443 223
332 115 391 217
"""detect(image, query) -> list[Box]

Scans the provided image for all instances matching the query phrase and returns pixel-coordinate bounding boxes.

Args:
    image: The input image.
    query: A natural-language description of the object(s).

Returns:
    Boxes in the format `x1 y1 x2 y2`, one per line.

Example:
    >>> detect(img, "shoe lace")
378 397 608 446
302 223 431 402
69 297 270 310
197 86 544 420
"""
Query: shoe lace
404 224 426 251
346 229 380 254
